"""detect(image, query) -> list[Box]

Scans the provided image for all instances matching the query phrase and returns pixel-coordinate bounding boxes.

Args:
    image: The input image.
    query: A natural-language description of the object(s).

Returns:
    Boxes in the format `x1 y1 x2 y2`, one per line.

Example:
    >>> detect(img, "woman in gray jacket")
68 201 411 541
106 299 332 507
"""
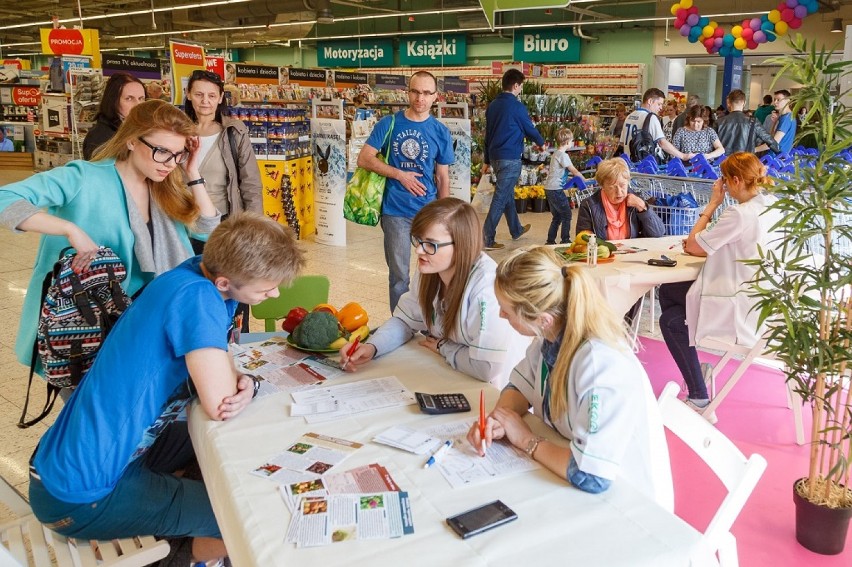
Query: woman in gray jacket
576 158 664 240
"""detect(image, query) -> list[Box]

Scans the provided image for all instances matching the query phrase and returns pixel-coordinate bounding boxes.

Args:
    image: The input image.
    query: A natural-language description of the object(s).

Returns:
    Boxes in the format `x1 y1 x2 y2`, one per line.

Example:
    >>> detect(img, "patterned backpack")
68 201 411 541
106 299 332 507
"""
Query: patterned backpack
18 247 132 428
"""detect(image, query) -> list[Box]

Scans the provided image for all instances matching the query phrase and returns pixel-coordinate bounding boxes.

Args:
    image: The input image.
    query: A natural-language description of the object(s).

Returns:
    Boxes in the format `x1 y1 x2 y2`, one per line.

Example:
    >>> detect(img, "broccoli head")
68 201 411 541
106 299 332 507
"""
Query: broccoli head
291 311 343 349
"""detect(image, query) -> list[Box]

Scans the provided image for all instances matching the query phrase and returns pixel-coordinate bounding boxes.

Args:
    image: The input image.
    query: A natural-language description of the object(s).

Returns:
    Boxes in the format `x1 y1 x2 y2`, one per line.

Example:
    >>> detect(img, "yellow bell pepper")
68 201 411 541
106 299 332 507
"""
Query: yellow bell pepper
337 302 369 333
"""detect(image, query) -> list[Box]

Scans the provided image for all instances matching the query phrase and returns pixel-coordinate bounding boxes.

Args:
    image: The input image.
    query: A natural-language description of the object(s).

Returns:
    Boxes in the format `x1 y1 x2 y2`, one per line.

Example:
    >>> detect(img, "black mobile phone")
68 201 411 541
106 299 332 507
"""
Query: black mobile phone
647 257 677 267
446 500 518 539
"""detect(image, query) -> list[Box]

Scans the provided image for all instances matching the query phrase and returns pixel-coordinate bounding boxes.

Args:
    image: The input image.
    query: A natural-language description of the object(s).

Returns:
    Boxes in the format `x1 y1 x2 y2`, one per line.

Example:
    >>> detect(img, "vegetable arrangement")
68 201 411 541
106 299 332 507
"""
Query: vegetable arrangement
285 302 370 350
554 230 617 262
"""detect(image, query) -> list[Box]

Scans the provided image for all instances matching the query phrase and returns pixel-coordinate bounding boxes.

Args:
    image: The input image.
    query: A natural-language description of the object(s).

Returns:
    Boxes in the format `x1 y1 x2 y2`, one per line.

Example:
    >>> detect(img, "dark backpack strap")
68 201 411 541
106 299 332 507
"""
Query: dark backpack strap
18 270 61 429
106 263 129 311
642 112 654 132
68 271 98 326
227 128 242 188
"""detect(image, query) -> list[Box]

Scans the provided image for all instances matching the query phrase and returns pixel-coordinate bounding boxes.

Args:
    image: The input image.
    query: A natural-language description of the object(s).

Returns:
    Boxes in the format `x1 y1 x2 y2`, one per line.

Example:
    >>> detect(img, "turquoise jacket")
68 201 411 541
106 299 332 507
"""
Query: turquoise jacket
0 159 198 367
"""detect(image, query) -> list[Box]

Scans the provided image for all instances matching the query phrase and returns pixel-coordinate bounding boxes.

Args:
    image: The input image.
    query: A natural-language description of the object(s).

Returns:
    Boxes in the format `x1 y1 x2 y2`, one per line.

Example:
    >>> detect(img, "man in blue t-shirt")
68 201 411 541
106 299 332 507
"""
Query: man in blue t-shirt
28 213 304 566
0 126 13 152
358 71 454 312
770 89 796 154
482 69 545 250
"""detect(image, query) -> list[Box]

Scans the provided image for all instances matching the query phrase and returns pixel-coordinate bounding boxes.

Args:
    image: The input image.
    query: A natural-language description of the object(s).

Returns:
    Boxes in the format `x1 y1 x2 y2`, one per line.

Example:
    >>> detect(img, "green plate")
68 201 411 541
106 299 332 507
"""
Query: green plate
285 331 370 354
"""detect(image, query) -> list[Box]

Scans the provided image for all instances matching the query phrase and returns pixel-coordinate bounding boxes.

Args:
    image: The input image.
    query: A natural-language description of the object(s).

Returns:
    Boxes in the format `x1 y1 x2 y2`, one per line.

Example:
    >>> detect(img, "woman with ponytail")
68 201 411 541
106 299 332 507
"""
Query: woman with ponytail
658 152 782 423
467 248 669 504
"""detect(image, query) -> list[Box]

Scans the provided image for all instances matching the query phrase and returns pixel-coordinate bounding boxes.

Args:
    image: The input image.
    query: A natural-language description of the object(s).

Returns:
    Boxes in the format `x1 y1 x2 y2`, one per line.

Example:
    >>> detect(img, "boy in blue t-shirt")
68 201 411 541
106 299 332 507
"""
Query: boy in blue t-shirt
28 213 304 565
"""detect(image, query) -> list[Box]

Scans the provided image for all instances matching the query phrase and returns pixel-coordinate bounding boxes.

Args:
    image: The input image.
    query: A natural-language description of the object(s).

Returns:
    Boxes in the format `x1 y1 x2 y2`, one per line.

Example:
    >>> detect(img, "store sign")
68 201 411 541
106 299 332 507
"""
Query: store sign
288 67 329 88
399 34 466 66
169 40 206 105
205 56 224 80
235 63 279 84
172 43 205 66
372 73 408 90
102 54 161 79
12 86 40 106
334 71 369 88
439 76 469 94
513 30 580 63
317 40 393 68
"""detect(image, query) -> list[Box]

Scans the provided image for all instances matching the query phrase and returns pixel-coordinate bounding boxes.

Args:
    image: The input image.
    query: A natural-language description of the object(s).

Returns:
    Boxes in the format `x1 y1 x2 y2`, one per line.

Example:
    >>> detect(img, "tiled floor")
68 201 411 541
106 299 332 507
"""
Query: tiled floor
3 168 649 523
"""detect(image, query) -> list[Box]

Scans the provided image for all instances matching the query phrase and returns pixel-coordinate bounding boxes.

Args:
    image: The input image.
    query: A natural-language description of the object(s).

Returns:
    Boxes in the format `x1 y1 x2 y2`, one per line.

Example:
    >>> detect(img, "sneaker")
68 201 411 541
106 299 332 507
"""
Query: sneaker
513 224 532 241
545 240 556 246
484 242 505 251
684 398 718 425
701 362 715 400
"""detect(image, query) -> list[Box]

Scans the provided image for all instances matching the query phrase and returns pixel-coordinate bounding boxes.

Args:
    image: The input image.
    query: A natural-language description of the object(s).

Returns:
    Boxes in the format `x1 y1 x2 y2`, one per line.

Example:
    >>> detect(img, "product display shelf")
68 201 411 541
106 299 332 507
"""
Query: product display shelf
232 103 311 161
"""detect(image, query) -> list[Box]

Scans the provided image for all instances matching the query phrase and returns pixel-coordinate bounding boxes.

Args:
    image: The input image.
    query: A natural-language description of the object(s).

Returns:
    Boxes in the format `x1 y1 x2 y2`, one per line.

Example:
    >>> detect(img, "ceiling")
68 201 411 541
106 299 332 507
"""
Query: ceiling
0 0 848 56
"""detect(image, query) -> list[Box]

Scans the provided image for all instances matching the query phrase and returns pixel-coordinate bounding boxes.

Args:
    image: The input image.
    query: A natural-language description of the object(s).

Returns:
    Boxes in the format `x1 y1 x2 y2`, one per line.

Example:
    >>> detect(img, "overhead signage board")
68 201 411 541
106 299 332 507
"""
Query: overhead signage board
102 54 161 79
399 34 467 66
235 63 279 84
372 73 408 90
439 76 469 94
288 67 330 88
40 28 101 66
317 40 394 68
334 71 369 88
513 29 580 63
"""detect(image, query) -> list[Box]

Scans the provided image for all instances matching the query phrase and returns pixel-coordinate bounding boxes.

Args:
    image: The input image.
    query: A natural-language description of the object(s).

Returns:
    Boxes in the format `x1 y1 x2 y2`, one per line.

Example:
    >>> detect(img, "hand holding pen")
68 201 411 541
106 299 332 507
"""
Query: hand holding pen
423 440 453 469
479 390 487 456
340 336 361 371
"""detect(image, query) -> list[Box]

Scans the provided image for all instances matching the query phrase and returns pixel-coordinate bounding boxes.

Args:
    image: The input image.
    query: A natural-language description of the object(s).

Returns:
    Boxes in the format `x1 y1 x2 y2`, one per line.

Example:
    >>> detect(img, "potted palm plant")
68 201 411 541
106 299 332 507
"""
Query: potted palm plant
748 35 852 555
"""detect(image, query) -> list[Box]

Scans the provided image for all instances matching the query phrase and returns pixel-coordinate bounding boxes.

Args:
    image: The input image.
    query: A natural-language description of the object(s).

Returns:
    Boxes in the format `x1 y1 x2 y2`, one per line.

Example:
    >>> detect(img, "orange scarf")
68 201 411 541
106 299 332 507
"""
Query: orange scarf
602 192 628 240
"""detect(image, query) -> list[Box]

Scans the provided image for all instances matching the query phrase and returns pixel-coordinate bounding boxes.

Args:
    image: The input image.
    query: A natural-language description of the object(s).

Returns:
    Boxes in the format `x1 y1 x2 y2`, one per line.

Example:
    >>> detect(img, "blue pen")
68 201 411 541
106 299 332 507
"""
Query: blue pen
423 440 454 469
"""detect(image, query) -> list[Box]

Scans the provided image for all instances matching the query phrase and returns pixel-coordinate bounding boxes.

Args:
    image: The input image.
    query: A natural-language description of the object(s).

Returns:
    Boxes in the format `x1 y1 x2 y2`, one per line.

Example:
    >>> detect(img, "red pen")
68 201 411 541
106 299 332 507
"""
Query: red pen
479 389 487 455
342 336 361 371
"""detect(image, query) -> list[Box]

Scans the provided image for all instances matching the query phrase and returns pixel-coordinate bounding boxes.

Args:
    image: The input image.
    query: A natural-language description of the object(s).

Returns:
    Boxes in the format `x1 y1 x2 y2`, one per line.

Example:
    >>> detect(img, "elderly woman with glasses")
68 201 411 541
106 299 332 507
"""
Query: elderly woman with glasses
339 198 526 386
576 158 664 241
0 100 219 373
184 69 262 242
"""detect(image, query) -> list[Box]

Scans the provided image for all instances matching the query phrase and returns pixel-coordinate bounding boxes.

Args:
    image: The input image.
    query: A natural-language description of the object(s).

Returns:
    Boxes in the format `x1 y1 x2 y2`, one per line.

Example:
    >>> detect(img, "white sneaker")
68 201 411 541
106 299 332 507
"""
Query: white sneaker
701 362 715 399
685 398 718 425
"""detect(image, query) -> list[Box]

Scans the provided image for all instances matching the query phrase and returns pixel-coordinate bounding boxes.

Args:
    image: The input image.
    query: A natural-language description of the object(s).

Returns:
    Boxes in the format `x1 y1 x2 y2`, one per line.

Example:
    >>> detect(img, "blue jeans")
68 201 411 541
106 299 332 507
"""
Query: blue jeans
483 159 523 245
659 281 708 400
381 214 413 312
29 455 220 541
546 189 572 244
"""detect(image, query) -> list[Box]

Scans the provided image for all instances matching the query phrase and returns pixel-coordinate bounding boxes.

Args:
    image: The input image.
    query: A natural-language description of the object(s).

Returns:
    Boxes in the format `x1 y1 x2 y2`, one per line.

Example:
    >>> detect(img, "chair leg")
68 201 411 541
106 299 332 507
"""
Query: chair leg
786 379 806 446
703 352 759 417
648 286 657 334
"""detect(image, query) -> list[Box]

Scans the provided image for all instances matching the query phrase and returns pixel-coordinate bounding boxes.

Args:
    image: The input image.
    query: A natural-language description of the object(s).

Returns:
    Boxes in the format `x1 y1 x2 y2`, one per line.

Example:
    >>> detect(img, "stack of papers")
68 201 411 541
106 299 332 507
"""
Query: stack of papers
373 425 442 455
231 336 344 395
290 376 416 423
251 433 363 481
281 464 415 547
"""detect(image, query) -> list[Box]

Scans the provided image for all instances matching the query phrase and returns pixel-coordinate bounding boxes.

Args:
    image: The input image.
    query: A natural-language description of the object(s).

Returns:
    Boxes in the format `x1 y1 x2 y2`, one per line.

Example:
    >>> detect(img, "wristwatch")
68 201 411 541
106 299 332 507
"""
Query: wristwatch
187 177 206 187
525 436 545 459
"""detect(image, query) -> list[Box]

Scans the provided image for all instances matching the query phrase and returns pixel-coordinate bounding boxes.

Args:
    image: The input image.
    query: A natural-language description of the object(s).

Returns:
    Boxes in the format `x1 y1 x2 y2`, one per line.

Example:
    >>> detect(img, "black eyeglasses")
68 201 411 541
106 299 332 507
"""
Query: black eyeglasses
408 89 436 97
138 137 189 165
190 69 224 85
410 234 454 255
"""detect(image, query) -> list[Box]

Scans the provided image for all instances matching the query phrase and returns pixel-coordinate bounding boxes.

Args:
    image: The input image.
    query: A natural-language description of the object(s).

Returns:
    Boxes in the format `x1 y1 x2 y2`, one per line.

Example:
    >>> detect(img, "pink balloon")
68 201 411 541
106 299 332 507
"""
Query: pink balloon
676 8 687 20
688 6 699 15
747 39 759 50
777 1 787 11
704 38 715 49
786 0 798 7
743 19 752 29
741 27 754 40
714 37 724 47
680 24 692 37
753 30 766 43
714 27 725 38
789 17 802 29
794 5 807 19
781 8 794 22
674 18 685 29
750 18 762 31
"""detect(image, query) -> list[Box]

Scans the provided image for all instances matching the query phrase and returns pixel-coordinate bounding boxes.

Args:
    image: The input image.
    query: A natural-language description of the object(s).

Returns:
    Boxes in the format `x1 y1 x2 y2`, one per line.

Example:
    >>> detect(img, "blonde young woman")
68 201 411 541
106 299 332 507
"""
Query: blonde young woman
0 99 219 372
466 250 669 502
340 198 525 386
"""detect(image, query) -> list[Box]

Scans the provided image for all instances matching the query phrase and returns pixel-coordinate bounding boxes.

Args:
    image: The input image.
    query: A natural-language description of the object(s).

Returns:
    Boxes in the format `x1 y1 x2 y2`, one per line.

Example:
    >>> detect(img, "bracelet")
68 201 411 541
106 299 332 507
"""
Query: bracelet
699 213 711 220
436 338 448 350
187 177 206 187
525 436 545 459
246 374 261 398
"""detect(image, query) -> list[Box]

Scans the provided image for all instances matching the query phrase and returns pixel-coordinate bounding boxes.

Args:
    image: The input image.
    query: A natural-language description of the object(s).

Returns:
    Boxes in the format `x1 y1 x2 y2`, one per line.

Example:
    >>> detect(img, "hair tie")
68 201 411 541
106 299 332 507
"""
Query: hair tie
561 265 570 278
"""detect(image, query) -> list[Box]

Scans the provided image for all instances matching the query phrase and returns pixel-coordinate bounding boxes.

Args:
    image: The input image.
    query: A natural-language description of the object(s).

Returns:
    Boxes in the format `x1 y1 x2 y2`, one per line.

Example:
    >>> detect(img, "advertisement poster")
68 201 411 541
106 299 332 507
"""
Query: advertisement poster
311 100 347 246
102 54 161 80
169 40 206 105
40 28 101 67
205 56 225 81
438 105 472 203
232 63 279 102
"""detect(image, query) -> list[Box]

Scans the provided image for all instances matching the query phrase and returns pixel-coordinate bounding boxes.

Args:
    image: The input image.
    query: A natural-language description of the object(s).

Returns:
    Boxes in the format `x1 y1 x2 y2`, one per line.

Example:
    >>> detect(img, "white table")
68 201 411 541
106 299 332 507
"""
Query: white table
189 336 709 567
568 236 706 316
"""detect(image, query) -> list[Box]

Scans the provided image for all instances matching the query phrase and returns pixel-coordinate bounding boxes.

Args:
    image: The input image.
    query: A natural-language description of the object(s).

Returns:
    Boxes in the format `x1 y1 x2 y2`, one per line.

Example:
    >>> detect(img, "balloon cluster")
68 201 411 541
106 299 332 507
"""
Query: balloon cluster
671 0 819 57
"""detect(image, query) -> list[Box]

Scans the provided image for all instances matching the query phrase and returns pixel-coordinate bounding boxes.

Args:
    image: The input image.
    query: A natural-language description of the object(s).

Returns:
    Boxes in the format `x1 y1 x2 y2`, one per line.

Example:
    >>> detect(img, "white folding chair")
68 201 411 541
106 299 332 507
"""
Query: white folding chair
0 477 169 567
658 382 768 567
698 336 805 445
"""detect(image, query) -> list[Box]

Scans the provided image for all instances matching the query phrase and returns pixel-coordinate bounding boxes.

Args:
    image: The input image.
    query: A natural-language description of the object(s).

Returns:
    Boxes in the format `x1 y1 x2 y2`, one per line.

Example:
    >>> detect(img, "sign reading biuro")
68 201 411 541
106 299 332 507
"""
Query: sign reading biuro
317 40 393 68
513 30 580 63
400 34 466 66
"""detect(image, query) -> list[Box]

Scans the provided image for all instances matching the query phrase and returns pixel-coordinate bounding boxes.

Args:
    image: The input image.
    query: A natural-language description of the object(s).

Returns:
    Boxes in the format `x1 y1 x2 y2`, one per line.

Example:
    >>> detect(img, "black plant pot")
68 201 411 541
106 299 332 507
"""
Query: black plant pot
514 198 528 214
531 198 547 213
793 478 852 555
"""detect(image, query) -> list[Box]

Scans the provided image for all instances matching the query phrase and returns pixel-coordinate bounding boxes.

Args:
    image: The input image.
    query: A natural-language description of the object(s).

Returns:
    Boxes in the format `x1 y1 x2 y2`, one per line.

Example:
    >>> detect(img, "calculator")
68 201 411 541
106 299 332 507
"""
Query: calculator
415 392 471 414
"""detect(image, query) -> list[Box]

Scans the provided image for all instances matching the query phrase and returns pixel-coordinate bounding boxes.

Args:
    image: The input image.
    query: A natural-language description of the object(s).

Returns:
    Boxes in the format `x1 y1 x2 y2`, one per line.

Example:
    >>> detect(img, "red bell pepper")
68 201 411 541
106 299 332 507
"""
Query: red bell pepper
281 307 309 333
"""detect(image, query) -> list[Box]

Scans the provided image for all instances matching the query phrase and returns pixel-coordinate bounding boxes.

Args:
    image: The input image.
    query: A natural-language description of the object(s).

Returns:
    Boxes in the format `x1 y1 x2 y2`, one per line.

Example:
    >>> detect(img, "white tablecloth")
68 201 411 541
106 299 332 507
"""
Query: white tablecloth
189 335 708 567
565 236 706 316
